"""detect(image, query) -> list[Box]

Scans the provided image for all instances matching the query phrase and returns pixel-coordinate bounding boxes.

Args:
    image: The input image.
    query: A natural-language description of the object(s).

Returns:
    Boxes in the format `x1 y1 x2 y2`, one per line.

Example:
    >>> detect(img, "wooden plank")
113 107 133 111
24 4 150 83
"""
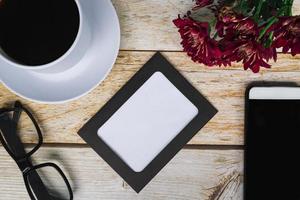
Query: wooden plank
1 51 300 145
0 146 243 200
113 0 300 51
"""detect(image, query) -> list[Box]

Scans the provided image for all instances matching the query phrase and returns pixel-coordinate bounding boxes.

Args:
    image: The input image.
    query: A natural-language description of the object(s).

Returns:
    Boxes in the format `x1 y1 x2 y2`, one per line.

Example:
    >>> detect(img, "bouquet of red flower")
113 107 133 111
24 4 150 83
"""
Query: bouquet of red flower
173 0 299 73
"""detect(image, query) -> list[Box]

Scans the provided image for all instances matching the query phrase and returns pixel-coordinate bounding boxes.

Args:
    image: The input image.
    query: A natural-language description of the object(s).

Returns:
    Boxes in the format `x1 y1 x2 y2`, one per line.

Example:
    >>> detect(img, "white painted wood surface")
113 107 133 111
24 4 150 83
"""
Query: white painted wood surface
0 147 243 200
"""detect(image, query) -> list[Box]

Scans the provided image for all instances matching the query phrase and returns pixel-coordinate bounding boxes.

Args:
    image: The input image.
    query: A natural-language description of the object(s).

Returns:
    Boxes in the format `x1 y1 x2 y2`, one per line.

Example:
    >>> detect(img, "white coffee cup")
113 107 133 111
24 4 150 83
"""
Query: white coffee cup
0 0 91 74
0 0 120 103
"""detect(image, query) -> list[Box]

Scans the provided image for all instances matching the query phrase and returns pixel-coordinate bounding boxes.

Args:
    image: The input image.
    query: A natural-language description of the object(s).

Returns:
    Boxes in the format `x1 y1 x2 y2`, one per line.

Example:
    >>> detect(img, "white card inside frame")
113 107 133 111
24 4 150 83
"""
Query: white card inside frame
97 72 198 172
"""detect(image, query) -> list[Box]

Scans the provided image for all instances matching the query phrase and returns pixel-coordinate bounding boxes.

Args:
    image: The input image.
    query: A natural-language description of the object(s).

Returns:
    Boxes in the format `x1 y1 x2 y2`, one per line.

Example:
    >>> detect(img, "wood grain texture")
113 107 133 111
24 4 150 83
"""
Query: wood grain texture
1 51 300 145
113 0 300 51
1 0 300 145
0 146 243 200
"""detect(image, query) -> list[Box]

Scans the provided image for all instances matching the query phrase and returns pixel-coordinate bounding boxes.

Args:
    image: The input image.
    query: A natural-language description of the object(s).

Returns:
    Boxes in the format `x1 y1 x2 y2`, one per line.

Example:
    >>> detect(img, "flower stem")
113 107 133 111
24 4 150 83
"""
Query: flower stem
285 0 294 16
257 1 293 41
253 0 265 22
258 17 278 40
265 31 274 48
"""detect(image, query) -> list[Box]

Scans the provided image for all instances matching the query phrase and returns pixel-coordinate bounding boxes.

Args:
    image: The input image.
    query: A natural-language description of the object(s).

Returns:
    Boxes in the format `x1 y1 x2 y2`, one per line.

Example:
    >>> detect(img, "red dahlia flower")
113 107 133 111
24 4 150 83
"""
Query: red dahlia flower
215 7 241 37
273 16 300 56
235 39 276 73
232 18 258 37
173 15 276 72
218 15 276 73
173 0 300 72
217 13 276 72
173 16 231 66
173 1 296 73
216 6 257 39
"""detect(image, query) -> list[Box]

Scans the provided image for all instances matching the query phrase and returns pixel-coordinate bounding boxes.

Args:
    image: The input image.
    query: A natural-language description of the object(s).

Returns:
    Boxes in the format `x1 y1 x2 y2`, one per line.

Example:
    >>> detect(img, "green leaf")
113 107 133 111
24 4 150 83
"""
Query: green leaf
235 0 253 16
251 0 291 21
253 0 266 22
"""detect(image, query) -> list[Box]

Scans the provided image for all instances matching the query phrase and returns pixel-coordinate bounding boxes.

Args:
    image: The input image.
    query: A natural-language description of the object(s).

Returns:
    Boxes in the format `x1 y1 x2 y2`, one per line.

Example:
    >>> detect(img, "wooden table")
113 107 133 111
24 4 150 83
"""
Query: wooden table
1 0 300 199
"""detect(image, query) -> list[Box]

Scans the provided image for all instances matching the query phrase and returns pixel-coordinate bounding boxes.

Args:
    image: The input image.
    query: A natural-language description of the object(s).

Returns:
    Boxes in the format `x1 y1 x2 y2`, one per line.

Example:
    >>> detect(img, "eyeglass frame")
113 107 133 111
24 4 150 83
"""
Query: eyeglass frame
0 101 73 200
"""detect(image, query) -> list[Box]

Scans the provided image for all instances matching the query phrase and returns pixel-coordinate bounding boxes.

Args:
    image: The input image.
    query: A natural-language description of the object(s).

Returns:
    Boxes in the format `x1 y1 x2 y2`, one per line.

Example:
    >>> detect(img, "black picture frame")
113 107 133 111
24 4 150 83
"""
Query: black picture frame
78 52 218 193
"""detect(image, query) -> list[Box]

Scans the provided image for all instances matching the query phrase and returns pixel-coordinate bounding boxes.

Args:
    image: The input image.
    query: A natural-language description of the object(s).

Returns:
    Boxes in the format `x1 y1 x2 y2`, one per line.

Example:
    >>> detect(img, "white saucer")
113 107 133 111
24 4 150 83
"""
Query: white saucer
0 0 120 104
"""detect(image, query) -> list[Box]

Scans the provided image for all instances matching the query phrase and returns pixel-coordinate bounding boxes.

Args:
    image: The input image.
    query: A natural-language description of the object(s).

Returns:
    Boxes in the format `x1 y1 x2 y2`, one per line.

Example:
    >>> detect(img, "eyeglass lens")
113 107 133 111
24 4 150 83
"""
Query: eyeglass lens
26 166 71 200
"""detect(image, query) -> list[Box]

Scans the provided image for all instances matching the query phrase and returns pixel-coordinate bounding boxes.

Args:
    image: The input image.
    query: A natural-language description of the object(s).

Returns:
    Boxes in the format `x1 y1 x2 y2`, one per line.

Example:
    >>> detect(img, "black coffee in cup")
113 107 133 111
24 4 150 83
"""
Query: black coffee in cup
0 0 80 66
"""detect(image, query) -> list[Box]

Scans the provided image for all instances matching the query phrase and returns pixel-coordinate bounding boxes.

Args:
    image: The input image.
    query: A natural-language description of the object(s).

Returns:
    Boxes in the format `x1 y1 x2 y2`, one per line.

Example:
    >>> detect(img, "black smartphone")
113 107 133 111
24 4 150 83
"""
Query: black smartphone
245 82 300 200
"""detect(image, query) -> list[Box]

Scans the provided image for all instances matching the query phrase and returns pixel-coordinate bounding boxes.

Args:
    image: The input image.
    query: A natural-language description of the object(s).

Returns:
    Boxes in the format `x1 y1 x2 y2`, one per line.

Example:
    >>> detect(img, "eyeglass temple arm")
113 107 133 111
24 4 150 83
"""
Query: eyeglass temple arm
0 109 27 157
0 106 52 200
15 103 56 200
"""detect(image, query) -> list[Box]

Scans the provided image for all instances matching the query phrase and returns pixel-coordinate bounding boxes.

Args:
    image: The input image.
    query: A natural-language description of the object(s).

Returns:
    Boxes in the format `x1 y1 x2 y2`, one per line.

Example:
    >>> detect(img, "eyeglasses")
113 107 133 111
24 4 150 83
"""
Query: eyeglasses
0 101 73 200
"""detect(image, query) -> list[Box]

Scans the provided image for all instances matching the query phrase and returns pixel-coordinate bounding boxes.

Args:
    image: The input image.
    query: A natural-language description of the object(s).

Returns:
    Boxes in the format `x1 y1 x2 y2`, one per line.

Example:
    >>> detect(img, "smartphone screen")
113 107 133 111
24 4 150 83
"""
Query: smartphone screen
245 86 300 200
